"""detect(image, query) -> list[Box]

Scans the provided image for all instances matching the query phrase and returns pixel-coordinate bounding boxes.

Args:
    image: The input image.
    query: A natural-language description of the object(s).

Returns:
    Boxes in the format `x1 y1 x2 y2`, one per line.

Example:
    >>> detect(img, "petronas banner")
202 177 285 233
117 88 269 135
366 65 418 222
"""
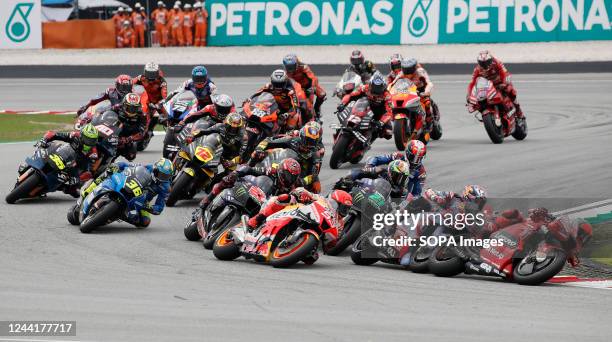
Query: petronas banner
205 0 612 46
1 0 42 49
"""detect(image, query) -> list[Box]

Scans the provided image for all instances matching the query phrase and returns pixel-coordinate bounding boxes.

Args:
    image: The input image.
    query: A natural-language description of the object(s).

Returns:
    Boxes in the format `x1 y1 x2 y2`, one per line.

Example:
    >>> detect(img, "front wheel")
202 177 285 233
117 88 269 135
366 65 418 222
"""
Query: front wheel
79 201 120 233
430 121 442 141
393 118 410 150
483 114 504 144
428 245 465 277
329 134 351 169
512 249 567 285
5 172 43 204
212 228 241 261
350 234 378 266
512 117 528 141
166 171 194 207
326 216 361 256
184 220 201 241
407 245 433 273
270 232 319 268
203 210 239 250
67 204 80 226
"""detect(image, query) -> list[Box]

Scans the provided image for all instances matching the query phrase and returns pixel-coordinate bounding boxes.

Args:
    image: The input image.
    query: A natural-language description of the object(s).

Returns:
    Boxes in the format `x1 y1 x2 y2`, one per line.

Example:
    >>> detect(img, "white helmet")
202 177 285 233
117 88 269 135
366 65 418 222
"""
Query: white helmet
194 2 202 9
184 3 192 9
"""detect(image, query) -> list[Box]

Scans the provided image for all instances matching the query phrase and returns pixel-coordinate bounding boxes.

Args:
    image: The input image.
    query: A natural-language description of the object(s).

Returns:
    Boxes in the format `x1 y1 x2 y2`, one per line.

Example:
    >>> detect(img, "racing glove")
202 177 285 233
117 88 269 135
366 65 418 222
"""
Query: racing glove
76 105 88 116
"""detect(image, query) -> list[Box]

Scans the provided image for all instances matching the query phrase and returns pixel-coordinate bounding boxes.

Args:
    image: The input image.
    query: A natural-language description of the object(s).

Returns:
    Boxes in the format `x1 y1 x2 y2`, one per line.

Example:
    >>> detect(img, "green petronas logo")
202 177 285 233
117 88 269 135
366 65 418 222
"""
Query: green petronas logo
408 0 433 38
6 2 34 43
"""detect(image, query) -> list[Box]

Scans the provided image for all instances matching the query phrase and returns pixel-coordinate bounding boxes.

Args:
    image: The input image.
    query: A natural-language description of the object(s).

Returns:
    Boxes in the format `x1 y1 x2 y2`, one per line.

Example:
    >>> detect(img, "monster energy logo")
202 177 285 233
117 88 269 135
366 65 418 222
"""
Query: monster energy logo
5 2 33 43
368 192 385 209
408 0 432 38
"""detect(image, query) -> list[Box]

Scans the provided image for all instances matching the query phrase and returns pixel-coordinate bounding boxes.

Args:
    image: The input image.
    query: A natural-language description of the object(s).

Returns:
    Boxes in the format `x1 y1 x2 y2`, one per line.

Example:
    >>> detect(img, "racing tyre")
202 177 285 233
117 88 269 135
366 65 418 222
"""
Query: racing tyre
184 220 201 241
512 117 528 141
428 245 465 277
79 201 120 233
67 204 80 226
136 133 152 152
203 211 239 250
166 171 193 207
430 122 442 141
350 234 378 266
326 216 361 256
512 249 567 285
212 228 241 261
483 114 504 144
270 232 318 268
329 134 351 169
407 245 433 273
393 118 410 150
5 173 43 204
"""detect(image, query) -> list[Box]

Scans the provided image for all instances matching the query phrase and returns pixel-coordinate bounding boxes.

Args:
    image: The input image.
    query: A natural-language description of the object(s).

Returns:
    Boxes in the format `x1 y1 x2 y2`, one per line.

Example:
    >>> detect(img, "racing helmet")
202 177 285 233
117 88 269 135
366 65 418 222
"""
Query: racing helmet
144 62 160 81
389 53 403 72
184 3 191 10
369 72 386 96
405 140 426 167
122 93 142 118
282 54 299 73
270 69 288 90
330 190 353 217
212 94 234 120
153 158 174 183
401 58 418 75
191 66 208 88
79 123 99 153
278 158 301 188
157 1 164 7
223 112 245 138
299 121 321 151
461 185 487 211
477 50 494 70
350 50 365 67
115 74 133 97
387 160 410 189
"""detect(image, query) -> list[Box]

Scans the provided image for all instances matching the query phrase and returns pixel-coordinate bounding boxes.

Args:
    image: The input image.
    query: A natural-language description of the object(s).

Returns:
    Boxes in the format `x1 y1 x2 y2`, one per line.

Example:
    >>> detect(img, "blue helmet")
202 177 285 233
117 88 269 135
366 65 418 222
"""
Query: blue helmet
153 158 174 183
191 66 208 86
282 54 298 73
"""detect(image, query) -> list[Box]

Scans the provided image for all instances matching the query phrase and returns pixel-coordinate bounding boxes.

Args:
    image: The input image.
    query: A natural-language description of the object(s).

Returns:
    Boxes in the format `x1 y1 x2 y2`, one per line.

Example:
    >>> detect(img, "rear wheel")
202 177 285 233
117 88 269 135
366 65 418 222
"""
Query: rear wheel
393 118 409 150
428 245 465 277
326 216 361 256
203 211 239 250
166 171 194 207
483 114 504 144
512 117 528 141
429 102 442 141
350 234 378 266
512 249 566 285
408 245 433 273
212 228 241 261
79 201 120 233
184 220 201 241
329 134 351 169
5 172 43 204
270 232 319 268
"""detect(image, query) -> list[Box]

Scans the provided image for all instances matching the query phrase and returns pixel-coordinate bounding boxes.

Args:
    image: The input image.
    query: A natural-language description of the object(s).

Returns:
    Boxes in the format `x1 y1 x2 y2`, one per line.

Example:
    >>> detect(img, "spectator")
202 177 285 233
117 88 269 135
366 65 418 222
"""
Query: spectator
183 3 194 46
132 3 148 48
152 1 169 47
194 1 208 47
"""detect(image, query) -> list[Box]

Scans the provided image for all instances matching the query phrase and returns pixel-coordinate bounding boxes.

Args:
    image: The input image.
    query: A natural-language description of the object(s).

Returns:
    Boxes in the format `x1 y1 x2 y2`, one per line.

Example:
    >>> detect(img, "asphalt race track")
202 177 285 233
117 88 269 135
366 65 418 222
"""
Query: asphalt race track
1 74 611 342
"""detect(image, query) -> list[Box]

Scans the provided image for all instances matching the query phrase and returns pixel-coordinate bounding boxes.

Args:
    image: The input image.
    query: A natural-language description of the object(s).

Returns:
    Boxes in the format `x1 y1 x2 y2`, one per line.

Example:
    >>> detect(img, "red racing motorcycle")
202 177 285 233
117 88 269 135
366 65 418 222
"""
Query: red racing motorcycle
467 77 527 144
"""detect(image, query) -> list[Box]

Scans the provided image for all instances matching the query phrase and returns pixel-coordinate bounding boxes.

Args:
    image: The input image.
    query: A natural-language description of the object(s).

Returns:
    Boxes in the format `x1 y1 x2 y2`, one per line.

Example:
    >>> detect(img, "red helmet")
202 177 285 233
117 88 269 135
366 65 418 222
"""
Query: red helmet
405 140 426 166
330 189 353 216
278 158 301 188
477 50 494 70
389 53 402 71
115 74 133 97
122 93 142 118
350 50 365 67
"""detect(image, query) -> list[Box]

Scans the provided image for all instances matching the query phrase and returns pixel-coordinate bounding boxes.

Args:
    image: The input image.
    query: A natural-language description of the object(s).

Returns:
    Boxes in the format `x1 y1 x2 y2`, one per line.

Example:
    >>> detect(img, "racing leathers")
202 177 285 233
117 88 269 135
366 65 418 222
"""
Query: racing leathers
391 64 434 115
111 104 148 161
346 61 377 82
386 69 401 85
365 151 426 197
286 62 326 119
467 57 523 118
188 122 246 171
169 79 217 110
246 188 318 229
251 80 306 131
341 84 393 139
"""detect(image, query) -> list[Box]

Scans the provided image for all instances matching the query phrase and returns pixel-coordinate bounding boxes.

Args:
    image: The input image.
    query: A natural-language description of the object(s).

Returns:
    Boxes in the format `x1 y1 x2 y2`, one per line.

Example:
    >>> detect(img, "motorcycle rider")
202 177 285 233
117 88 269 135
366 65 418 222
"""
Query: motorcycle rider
339 72 393 139
133 62 168 139
77 74 134 115
335 160 413 199
364 140 427 197
250 121 323 193
185 112 246 171
467 50 524 118
390 58 434 120
251 69 307 131
111 93 148 161
282 54 325 119
38 123 100 197
386 53 403 84
81 158 174 227
346 50 377 82
198 158 302 211
168 66 217 110
178 93 235 128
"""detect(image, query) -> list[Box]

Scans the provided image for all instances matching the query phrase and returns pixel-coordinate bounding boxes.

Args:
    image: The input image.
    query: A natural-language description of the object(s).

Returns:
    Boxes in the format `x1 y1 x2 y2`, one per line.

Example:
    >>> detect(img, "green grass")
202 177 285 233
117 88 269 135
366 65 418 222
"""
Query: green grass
587 222 612 266
0 114 75 143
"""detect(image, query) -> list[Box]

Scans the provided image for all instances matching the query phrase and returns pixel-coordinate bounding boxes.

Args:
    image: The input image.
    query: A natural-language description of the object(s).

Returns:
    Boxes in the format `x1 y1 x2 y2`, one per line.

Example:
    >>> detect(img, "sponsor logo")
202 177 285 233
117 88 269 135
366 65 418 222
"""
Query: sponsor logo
401 0 440 44
5 2 33 43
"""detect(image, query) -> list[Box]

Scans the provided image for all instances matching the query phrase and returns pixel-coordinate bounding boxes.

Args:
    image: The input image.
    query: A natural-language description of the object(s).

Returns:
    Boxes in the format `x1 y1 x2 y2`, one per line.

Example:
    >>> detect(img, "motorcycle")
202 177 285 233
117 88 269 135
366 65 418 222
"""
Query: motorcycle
467 77 527 144
75 165 153 233
212 196 343 268
184 175 272 249
326 178 392 256
241 92 283 162
165 133 221 207
389 78 429 149
329 97 376 169
333 71 363 99
161 90 199 159
428 215 589 285
90 110 121 177
75 102 109 130
6 141 79 204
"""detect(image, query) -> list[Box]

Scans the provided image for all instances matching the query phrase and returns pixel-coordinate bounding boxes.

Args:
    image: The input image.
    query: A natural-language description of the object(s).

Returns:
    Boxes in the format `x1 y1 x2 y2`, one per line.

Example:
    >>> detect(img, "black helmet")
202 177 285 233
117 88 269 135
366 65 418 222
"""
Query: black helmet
401 58 418 75
212 94 234 120
223 113 245 139
369 72 386 96
115 74 133 97
144 62 160 81
270 69 288 90
350 50 364 67
389 53 402 71
282 54 298 73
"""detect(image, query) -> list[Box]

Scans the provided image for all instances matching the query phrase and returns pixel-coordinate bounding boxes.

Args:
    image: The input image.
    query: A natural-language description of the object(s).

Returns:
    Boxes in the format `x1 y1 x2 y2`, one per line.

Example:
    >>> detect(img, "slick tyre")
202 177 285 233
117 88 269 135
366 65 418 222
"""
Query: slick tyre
483 114 504 144
408 245 433 273
67 204 80 226
429 103 442 141
512 249 567 285
428 245 465 277
393 118 409 150
270 232 318 268
203 211 239 250
5 172 42 204
326 217 361 256
212 228 241 261
79 201 120 233
512 117 528 141
166 172 193 207
330 134 351 169
350 234 378 266
184 220 201 241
